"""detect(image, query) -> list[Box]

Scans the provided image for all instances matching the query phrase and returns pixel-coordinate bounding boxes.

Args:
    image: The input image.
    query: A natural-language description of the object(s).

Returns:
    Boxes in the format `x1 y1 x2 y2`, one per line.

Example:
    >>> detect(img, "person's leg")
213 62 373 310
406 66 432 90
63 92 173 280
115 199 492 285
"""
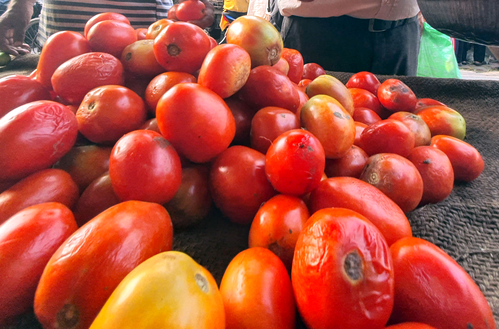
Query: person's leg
473 44 486 64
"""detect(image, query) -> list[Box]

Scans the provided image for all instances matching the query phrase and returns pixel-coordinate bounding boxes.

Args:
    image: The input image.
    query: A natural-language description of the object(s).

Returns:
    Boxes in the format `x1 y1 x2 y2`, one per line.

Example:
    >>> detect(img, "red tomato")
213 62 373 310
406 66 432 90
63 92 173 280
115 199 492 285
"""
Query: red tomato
176 0 206 21
210 145 276 224
348 87 383 115
388 111 432 147
301 62 326 81
389 237 495 329
281 48 304 83
414 98 446 111
292 207 394 329
248 194 310 271
220 247 295 329
135 27 147 40
415 105 466 140
306 74 355 116
265 129 325 196
352 106 382 125
297 78 312 90
345 71 381 95
145 18 174 39
354 121 367 147
0 169 79 225
144 71 197 113
109 130 182 204
120 39 165 78
0 100 78 181
308 177 412 246
140 117 161 133
87 20 137 58
385 323 438 329
34 201 173 329
0 75 51 118
272 57 289 75
84 12 131 38
156 83 236 163
358 119 415 157
225 96 257 146
167 3 179 20
324 144 369 178
76 85 147 144
377 79 418 112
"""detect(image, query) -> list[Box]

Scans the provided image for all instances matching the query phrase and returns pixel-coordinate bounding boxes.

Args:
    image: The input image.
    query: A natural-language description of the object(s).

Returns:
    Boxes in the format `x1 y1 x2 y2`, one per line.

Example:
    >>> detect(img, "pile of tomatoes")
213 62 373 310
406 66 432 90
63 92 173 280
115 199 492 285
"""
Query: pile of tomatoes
0 8 495 329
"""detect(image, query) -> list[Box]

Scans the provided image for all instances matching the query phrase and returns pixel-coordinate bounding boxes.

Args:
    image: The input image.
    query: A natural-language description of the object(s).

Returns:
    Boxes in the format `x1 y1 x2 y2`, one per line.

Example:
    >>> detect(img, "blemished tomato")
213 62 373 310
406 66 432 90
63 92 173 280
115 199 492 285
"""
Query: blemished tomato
414 97 446 111
109 130 182 204
120 39 165 78
76 85 147 144
345 71 381 95
301 62 326 81
308 177 412 246
324 144 369 178
301 95 356 159
87 20 137 58
292 207 394 329
430 135 484 182
0 203 77 324
406 146 454 205
198 44 251 99
385 323 438 329
90 251 224 329
248 194 310 271
389 237 496 329
176 0 206 21
352 106 382 125
210 145 276 225
265 129 325 196
0 169 79 225
34 201 173 329
225 95 257 146
388 111 432 147
348 87 383 115
305 74 355 115
145 18 174 39
377 79 418 113
281 48 304 83
358 119 415 157
415 105 466 140
144 71 197 113
156 83 236 163
153 21 212 74
0 100 78 181
83 12 131 38
359 153 424 213
51 52 125 105
250 106 300 155
0 75 51 118
220 247 295 329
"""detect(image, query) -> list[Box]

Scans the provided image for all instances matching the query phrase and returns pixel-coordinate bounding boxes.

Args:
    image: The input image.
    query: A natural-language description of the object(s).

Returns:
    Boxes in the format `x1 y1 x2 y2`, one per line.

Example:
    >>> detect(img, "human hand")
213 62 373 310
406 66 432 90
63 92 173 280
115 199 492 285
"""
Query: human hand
178 0 215 29
0 1 34 56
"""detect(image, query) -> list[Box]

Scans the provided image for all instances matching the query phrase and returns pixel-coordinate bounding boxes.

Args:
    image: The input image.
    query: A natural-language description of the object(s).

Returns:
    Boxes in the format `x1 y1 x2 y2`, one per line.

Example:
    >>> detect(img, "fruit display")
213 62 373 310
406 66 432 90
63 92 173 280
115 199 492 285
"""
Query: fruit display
0 9 496 329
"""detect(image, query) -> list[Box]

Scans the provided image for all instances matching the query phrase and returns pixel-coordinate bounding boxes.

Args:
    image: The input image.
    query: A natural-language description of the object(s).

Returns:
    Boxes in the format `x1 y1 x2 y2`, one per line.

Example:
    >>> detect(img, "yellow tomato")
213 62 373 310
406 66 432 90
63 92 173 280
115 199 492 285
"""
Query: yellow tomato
90 251 225 329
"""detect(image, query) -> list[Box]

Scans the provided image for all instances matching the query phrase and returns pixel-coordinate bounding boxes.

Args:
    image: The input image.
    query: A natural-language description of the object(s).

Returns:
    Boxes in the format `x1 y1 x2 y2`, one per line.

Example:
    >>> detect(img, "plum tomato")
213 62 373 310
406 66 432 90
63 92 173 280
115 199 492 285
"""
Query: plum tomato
175 0 206 21
377 79 418 113
145 18 174 39
354 121 367 147
0 75 51 119
388 111 432 147
305 74 355 115
414 97 446 112
358 119 415 157
87 20 137 58
280 48 304 83
301 62 326 81
225 96 257 146
415 105 466 140
352 106 382 125
292 207 394 329
144 71 197 114
84 12 131 38
348 87 383 115
345 71 381 95
324 145 369 178
120 39 165 78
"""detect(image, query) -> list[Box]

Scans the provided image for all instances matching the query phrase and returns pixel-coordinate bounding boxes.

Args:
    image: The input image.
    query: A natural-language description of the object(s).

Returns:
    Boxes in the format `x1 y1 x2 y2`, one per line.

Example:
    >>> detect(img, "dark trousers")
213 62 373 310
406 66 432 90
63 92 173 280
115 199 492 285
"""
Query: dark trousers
455 40 486 63
280 15 421 76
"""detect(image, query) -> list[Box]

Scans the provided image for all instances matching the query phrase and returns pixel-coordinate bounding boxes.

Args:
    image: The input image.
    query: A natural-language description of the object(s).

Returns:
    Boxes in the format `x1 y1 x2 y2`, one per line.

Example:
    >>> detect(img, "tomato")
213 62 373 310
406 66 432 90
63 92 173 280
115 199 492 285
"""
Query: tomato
35 31 92 89
272 57 289 75
135 28 147 40
225 96 257 146
348 87 383 115
210 145 276 224
265 129 325 196
51 52 125 105
415 105 466 140
377 79 418 112
352 106 382 125
324 144 369 178
0 75 51 119
0 203 77 324
145 18 174 39
156 83 236 163
90 251 224 329
34 201 173 329
292 207 394 329
430 135 484 182
406 146 454 205
385 323 438 329
0 169 79 225
388 111 431 147
389 237 495 329
76 85 147 144
83 12 131 38
176 0 206 21
297 78 312 90
153 22 212 74
306 75 355 115
87 20 137 58
250 106 300 154
198 44 251 99
301 95 356 159
345 71 381 95
301 62 326 81
177 0 216 29
220 247 295 329
308 177 412 246
414 98 446 111
145 72 196 114
0 100 78 181
120 39 165 78
354 121 367 147
281 48 304 83
226 16 283 67
140 118 161 133
359 153 423 213
167 4 179 20
358 119 415 157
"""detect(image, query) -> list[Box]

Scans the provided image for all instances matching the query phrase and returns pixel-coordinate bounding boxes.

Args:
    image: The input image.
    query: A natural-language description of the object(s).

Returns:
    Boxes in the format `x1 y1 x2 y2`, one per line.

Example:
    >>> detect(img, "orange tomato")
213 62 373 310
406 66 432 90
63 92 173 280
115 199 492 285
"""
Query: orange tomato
415 105 466 140
144 71 197 114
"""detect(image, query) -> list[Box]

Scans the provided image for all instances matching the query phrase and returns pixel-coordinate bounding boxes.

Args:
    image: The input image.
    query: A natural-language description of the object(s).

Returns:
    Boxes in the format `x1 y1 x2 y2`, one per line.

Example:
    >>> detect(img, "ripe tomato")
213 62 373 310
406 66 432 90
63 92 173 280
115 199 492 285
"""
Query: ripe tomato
345 71 381 95
225 96 257 146
84 12 131 38
265 129 325 196
90 251 224 329
272 57 289 75
0 100 78 181
220 247 295 329
388 111 431 147
389 237 495 329
292 207 394 329
324 145 369 178
308 177 412 246
145 18 174 39
248 194 310 271
87 20 137 58
140 118 161 133
176 0 206 21
281 48 304 83
306 75 355 115
120 39 165 78
167 4 179 20
414 98 446 111
144 71 196 113
301 62 326 81
354 121 368 146
358 119 415 157
156 83 236 163
135 27 147 40
348 87 383 115
0 203 77 324
34 201 173 329
415 105 466 140
377 79 418 112
0 75 51 118
76 85 147 144
298 78 312 90
385 323 438 329
352 106 382 125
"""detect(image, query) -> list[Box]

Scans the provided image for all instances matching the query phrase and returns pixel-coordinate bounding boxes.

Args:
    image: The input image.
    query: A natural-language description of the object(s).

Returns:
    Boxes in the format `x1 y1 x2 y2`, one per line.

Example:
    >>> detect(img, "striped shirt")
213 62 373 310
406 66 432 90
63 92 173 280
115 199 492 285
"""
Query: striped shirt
37 0 173 45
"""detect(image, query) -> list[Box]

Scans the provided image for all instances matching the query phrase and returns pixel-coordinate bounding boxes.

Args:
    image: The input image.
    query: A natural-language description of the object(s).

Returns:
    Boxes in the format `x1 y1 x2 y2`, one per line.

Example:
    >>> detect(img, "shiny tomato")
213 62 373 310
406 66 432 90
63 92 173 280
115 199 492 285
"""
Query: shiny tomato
87 20 138 58
414 98 446 112
120 39 165 78
301 62 326 81
167 3 179 20
272 57 289 75
281 48 304 83
140 117 161 133
348 87 383 115
0 75 51 118
0 169 79 225
83 12 131 38
388 111 432 147
358 119 415 157
210 145 276 224
297 78 312 90
135 27 147 40
0 203 77 324
385 323 437 329
415 105 466 140
324 144 369 178
306 74 355 115
248 194 310 271
176 0 206 21
0 100 78 181
144 71 197 113
220 247 295 329
389 237 495 329
308 177 412 246
156 83 236 163
90 251 224 329
225 96 257 146
292 207 394 329
34 201 173 329
354 121 367 147
352 106 382 125
345 71 381 95
377 79 418 112
145 18 174 39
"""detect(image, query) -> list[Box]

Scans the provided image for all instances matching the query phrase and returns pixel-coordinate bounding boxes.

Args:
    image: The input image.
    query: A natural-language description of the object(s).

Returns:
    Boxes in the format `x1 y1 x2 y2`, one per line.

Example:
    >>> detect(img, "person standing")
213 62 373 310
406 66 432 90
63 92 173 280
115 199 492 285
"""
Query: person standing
219 0 248 32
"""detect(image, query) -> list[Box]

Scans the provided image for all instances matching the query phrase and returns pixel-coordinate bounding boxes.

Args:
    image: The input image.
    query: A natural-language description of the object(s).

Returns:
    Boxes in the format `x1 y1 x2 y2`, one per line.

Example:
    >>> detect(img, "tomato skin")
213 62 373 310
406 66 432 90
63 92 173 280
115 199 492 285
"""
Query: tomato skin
176 0 206 21
345 71 381 95
430 135 484 182
415 105 466 140
144 71 196 113
273 57 289 75
292 208 394 329
349 87 383 115
0 203 77 324
309 177 412 246
120 39 165 78
34 200 173 329
220 247 296 329
414 98 446 112
281 48 304 83
359 119 415 157
84 12 131 38
0 100 78 181
354 121 368 147
0 169 79 225
146 18 174 39
385 323 437 329
388 111 431 147
324 144 369 178
87 20 138 58
301 63 326 81
305 75 355 116
389 237 496 329
0 75 51 118
352 106 382 125
225 96 257 146
377 79 418 112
